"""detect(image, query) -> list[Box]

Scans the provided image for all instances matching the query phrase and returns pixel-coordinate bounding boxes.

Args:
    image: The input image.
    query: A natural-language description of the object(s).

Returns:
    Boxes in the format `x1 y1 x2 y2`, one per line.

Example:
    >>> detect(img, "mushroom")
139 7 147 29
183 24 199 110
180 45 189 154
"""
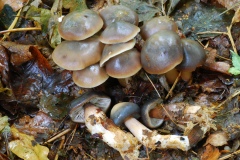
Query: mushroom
72 63 109 88
105 48 142 79
68 91 111 123
141 30 183 84
99 21 140 44
52 37 104 70
141 98 164 129
100 39 136 67
140 16 178 40
110 102 190 151
176 38 206 82
58 9 103 41
68 91 140 159
99 5 139 28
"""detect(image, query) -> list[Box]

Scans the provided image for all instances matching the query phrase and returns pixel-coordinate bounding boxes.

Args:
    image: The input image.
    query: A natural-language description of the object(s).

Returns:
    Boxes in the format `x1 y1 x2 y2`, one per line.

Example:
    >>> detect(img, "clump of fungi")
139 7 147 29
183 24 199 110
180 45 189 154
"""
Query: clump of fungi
51 3 209 159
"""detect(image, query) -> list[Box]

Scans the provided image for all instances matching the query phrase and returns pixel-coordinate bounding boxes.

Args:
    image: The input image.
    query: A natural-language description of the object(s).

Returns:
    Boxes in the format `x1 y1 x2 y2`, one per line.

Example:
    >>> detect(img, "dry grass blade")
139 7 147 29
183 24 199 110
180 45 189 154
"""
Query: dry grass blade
218 149 240 160
44 128 71 144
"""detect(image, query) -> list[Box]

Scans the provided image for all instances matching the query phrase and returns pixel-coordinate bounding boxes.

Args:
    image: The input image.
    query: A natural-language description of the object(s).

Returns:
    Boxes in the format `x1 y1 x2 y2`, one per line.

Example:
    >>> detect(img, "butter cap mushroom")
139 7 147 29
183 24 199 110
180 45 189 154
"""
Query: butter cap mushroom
58 9 103 41
72 64 109 88
176 38 206 81
105 48 142 78
52 37 104 70
68 91 111 123
99 21 140 44
99 5 139 27
141 98 164 129
141 30 183 75
140 16 178 40
100 39 136 67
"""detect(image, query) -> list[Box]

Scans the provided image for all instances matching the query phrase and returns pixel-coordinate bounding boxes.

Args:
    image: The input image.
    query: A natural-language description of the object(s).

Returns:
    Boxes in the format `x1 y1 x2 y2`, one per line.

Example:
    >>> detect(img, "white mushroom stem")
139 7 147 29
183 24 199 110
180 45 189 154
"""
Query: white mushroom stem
124 117 190 151
84 105 140 159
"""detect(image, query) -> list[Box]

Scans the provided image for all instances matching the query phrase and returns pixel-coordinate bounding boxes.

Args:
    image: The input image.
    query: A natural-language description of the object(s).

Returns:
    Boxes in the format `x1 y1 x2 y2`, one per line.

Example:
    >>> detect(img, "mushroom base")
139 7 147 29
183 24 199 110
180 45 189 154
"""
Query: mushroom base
125 117 190 151
85 105 140 159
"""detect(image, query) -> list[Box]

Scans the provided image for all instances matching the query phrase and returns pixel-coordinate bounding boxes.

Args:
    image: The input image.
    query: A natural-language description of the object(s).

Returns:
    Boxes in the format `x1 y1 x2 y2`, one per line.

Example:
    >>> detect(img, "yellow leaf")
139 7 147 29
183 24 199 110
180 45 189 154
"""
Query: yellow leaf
0 116 8 132
9 126 49 160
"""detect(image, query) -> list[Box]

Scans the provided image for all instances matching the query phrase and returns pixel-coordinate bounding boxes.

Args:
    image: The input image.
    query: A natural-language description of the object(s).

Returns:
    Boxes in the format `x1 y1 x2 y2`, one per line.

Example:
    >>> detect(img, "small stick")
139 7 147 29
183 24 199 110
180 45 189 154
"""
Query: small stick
165 72 181 99
45 128 71 144
145 72 161 98
54 136 65 160
0 27 41 35
216 89 240 110
219 149 240 160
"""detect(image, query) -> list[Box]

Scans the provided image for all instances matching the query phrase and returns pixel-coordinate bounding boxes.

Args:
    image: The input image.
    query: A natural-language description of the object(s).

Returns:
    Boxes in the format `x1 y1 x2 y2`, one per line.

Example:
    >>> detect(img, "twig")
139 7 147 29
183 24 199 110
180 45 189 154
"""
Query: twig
165 72 181 99
145 73 161 98
216 89 240 110
44 128 71 144
54 136 65 160
218 149 240 160
0 27 41 35
64 124 78 149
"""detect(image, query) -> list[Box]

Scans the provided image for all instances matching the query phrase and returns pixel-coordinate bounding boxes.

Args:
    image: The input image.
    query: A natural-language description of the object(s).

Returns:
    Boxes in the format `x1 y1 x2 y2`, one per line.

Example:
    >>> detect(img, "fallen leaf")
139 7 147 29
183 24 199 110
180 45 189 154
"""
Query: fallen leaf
201 144 221 160
0 0 28 12
217 0 240 11
205 131 229 147
9 126 49 160
0 116 8 132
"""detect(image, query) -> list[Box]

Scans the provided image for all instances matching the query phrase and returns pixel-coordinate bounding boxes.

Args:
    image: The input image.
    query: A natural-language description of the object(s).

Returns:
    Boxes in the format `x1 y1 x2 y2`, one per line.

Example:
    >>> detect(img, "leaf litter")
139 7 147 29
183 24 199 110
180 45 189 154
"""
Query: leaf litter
0 0 240 159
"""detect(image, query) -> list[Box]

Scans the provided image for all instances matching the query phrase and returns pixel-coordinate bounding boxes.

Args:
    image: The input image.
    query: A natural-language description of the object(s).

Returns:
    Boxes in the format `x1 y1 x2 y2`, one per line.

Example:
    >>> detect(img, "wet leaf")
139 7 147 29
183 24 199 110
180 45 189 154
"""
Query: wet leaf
0 116 8 132
0 4 16 29
229 50 240 75
201 144 220 160
25 6 51 35
167 0 180 15
0 0 28 11
63 0 87 12
120 0 160 22
9 126 49 160
205 131 228 146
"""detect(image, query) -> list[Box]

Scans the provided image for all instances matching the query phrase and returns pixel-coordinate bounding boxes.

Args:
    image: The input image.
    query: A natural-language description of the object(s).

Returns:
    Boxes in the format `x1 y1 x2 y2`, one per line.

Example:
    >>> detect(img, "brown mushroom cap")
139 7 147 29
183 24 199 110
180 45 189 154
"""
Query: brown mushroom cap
52 37 104 70
140 16 178 40
99 21 140 44
100 39 136 67
58 9 103 41
99 5 139 28
105 48 141 78
176 38 206 72
141 30 183 74
72 64 109 88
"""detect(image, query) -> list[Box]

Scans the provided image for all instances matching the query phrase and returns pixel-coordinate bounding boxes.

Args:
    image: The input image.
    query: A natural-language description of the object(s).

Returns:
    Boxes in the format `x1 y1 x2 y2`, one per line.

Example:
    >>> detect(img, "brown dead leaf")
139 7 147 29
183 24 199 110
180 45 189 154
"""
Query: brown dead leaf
203 48 231 74
201 144 221 160
0 0 28 12
0 45 10 86
0 41 34 66
217 0 240 11
205 131 229 147
14 111 55 137
232 7 240 23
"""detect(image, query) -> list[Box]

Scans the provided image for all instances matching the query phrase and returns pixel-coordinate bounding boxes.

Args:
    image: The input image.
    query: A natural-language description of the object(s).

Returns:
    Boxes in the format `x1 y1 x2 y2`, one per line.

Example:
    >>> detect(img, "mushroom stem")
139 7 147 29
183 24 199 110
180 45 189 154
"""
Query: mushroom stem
165 68 179 84
124 117 189 151
180 71 192 82
84 104 140 159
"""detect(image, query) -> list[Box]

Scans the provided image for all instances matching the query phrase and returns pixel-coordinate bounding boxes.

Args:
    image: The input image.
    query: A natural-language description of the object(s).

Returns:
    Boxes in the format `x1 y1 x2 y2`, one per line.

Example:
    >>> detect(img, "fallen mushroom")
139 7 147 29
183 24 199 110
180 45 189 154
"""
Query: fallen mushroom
99 5 139 28
72 63 109 88
99 21 140 44
110 102 190 151
68 91 140 159
141 102 216 147
176 38 206 82
141 98 164 129
141 30 183 84
140 16 178 40
52 37 104 70
58 9 103 41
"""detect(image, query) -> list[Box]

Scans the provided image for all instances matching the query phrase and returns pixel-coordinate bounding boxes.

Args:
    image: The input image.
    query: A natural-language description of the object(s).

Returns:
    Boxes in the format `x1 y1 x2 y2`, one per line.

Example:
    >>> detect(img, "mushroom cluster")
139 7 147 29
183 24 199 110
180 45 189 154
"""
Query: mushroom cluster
52 5 142 88
140 16 206 83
